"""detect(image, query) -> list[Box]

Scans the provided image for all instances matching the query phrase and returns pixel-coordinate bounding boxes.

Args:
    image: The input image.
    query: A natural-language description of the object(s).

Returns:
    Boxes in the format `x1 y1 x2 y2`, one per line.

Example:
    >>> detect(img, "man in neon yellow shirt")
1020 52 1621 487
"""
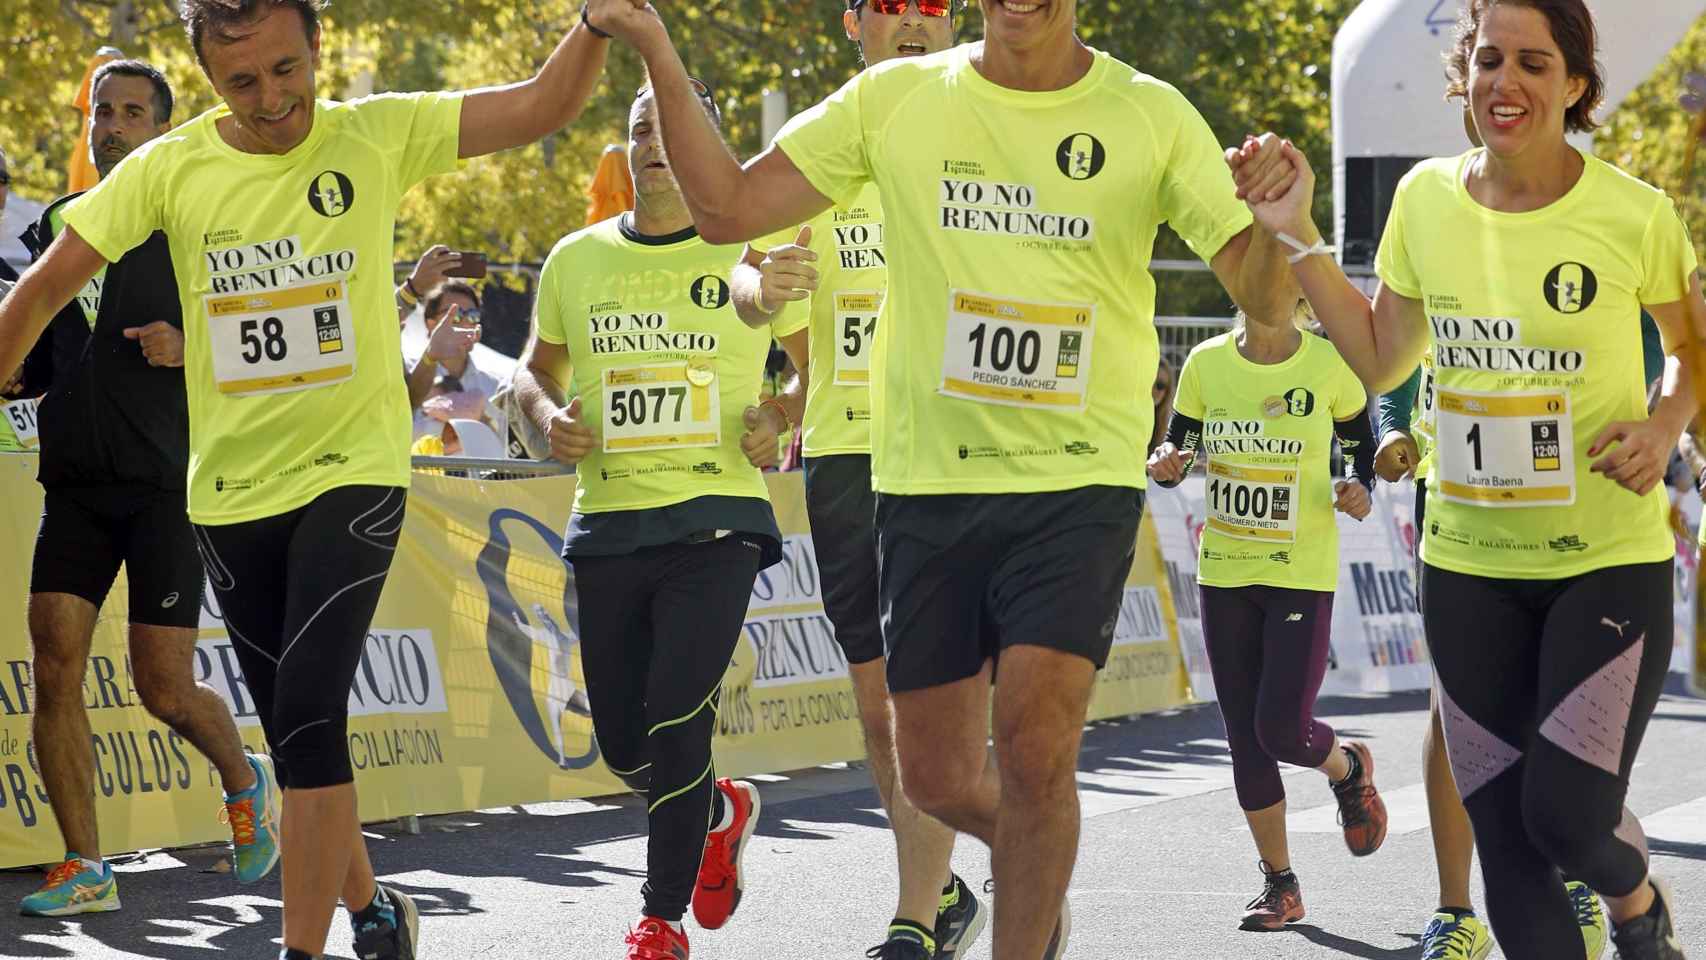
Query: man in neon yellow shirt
586 1 1299 955
0 1 618 957
515 83 796 960
727 3 984 958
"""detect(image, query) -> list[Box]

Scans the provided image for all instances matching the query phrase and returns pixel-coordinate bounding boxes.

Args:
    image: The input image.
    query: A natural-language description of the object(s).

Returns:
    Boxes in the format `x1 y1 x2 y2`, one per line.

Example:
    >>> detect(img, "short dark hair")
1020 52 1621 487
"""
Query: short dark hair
1445 0 1605 134
92 60 175 125
425 280 480 320
181 0 326 67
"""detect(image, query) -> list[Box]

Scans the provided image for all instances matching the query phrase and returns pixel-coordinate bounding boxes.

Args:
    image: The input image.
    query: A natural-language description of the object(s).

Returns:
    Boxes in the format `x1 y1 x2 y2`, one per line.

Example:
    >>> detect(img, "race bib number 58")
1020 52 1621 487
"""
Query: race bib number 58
205 279 355 396
939 290 1093 409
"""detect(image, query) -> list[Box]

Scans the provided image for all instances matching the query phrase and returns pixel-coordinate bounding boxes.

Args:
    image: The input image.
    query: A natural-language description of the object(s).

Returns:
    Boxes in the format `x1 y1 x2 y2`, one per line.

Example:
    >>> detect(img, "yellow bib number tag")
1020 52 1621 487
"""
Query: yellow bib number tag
833 290 881 386
602 361 720 453
1435 387 1574 507
205 279 355 396
1206 460 1299 544
3 398 39 449
938 290 1093 409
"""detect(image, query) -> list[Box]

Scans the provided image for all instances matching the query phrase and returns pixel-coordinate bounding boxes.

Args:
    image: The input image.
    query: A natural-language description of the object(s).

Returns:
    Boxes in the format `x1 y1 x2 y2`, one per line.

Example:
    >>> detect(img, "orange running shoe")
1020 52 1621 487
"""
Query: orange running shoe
1239 860 1305 931
1331 741 1388 856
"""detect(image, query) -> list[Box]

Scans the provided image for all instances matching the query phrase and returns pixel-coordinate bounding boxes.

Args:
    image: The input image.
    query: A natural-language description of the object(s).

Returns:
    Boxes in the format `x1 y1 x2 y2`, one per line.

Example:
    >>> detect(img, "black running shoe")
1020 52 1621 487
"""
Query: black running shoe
351 885 419 960
866 929 932 960
1612 877 1686 960
934 874 987 958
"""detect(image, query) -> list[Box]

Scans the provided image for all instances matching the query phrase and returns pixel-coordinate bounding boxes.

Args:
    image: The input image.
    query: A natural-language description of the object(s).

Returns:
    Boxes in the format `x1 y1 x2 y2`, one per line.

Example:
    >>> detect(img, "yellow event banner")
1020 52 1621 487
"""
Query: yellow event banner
0 454 1187 868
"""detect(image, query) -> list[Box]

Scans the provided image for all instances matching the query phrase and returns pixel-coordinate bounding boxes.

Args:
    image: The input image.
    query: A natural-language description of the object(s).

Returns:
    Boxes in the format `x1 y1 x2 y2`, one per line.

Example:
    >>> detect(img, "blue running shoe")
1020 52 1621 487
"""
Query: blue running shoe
19 855 120 917
224 753 281 884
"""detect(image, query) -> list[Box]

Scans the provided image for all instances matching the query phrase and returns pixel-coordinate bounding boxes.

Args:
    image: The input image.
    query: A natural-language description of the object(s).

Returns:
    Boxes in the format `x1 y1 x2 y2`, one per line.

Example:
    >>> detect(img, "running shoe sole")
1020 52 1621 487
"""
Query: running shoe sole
234 754 282 884
726 781 761 920
1041 898 1070 960
391 886 420 960
1239 904 1305 931
21 892 122 917
1341 742 1388 857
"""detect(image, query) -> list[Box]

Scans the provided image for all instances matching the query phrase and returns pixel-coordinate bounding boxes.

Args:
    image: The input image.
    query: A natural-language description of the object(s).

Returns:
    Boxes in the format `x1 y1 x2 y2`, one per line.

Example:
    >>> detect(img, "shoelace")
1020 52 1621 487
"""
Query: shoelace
1571 889 1600 929
220 797 258 846
1422 921 1478 960
42 860 84 889
1332 776 1375 828
1244 869 1293 913
623 923 679 960
864 941 926 959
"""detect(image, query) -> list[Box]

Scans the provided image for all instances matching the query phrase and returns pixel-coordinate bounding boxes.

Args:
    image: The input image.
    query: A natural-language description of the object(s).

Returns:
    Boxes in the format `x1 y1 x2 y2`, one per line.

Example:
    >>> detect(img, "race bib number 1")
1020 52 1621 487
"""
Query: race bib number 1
205 279 355 396
1435 386 1574 507
1206 460 1299 543
3 398 39 449
833 290 880 386
602 360 721 453
939 290 1093 409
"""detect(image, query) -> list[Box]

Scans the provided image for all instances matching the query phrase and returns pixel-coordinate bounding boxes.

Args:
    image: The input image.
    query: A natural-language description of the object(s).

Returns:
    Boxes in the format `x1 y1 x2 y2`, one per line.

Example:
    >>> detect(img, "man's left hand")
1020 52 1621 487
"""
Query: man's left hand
740 404 783 469
123 322 184 368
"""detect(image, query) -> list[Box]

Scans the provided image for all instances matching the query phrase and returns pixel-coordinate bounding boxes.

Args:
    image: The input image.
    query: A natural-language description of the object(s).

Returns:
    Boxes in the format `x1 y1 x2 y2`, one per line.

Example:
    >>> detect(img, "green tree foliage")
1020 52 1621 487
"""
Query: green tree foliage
2 1 1700 316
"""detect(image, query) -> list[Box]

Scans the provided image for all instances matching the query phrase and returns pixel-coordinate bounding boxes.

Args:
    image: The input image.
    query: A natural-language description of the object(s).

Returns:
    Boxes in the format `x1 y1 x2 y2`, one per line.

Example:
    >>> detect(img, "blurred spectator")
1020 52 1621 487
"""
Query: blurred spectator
1148 359 1175 457
407 282 509 453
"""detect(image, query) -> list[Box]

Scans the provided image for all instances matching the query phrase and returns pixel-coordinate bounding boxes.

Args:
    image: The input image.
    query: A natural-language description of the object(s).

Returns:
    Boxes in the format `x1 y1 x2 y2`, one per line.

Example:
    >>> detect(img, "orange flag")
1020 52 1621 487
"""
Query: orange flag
67 48 124 193
584 144 634 225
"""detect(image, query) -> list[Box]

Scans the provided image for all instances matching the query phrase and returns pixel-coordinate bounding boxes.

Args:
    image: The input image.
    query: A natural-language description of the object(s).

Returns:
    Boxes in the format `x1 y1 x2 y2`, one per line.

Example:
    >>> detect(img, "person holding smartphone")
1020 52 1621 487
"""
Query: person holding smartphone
408 280 505 443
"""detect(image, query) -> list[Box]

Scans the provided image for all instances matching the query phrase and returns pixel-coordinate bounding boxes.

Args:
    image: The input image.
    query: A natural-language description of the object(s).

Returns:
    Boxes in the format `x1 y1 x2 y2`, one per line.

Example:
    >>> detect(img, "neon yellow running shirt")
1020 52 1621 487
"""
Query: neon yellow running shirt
1377 149 1695 579
765 182 885 458
777 44 1252 495
1174 331 1367 591
535 217 807 516
64 93 464 525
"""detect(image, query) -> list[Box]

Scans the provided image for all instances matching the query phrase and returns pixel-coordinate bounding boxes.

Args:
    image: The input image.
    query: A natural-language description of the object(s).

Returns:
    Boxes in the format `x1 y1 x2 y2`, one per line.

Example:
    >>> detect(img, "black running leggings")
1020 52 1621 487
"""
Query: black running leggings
193 486 404 790
1423 560 1672 959
572 535 760 921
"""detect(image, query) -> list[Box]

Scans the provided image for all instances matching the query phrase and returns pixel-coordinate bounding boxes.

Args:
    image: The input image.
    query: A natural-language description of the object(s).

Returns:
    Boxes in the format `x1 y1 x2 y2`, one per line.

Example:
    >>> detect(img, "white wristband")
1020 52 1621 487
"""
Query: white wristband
1276 231 1338 265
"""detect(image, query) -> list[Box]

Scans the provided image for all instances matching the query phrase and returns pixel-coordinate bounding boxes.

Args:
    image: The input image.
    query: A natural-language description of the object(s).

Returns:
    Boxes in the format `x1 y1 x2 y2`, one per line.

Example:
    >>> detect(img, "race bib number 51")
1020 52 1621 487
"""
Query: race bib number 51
602 361 720 453
205 279 355 396
1435 386 1574 507
939 290 1093 409
3 398 39 449
833 290 881 386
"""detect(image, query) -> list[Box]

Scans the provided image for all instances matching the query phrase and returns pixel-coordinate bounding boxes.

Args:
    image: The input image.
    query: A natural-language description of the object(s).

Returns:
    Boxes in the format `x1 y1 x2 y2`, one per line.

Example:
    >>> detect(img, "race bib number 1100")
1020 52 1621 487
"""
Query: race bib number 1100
938 290 1093 410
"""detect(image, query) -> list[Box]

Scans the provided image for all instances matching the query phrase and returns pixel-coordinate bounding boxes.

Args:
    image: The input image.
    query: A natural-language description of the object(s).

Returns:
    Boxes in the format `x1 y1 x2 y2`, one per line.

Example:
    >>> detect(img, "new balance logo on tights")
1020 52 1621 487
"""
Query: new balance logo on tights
1285 613 1303 623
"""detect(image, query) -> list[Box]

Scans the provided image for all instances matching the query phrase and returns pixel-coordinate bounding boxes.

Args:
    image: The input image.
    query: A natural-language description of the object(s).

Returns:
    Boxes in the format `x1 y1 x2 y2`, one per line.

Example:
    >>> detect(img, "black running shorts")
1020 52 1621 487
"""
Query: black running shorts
31 484 203 629
802 454 884 666
875 485 1143 693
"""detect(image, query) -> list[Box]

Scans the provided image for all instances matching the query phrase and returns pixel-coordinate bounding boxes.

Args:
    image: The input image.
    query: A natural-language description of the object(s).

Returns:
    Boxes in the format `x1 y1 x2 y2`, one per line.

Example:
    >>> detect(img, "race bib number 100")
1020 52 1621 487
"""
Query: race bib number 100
939 290 1093 409
205 279 355 396
602 361 721 453
1435 387 1574 507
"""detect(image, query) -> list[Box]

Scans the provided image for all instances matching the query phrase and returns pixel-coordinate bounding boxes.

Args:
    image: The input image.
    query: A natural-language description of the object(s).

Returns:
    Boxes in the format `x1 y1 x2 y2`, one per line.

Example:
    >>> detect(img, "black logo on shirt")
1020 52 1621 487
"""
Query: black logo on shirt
1284 387 1315 417
1056 133 1106 180
1543 262 1597 314
690 275 731 309
308 171 356 218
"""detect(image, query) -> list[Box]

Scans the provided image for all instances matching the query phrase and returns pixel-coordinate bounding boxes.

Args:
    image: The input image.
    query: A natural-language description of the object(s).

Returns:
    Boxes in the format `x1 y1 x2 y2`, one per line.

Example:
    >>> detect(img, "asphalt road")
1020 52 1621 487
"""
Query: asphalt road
4 682 1703 960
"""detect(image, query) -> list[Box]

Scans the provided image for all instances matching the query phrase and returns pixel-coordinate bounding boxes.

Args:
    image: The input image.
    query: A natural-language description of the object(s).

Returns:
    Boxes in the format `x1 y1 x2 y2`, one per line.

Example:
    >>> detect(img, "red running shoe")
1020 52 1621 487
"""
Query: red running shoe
1331 741 1388 857
1239 860 1305 931
692 778 761 930
624 918 689 960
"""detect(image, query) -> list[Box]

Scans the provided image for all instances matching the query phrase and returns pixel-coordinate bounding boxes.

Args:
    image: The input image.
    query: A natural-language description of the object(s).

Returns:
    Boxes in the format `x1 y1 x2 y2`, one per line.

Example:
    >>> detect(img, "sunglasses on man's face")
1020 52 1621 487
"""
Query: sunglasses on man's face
855 0 954 17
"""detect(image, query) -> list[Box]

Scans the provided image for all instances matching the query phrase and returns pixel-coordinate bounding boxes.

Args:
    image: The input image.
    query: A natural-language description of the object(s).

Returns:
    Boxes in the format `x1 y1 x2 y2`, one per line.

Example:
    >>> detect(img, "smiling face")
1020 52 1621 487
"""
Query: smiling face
1465 4 1586 160
199 3 321 154
90 74 169 178
977 0 1076 57
845 0 956 66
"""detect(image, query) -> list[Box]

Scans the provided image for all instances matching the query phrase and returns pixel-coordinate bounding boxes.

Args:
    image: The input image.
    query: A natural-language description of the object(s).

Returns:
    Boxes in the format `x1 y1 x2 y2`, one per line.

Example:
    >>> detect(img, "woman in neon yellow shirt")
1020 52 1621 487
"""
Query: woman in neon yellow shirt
1235 2 1703 957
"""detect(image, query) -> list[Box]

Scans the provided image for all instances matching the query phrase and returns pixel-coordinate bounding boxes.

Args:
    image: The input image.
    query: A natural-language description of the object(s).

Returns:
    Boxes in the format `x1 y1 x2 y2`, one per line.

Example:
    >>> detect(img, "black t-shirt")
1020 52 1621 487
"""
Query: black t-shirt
23 194 189 490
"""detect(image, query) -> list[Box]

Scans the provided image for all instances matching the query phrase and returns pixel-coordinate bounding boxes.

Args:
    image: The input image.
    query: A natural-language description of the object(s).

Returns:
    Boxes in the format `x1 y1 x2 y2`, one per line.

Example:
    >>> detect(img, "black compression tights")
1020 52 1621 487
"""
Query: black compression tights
572 535 760 921
1423 560 1672 959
